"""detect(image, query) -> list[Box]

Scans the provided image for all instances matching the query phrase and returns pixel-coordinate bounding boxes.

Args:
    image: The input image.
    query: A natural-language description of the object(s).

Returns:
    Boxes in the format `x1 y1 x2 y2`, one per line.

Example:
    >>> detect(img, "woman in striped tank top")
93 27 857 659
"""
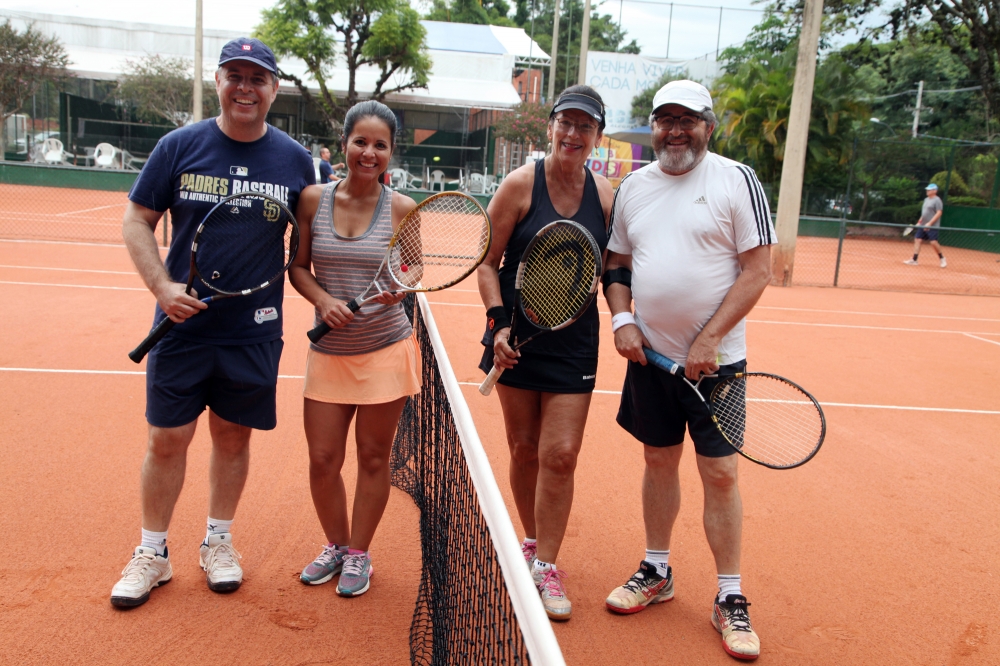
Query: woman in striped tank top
289 101 420 598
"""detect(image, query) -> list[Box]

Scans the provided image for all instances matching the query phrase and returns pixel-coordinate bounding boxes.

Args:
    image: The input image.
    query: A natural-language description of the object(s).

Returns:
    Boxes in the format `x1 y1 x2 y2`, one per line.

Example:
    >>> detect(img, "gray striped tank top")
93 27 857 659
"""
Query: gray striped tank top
310 181 412 355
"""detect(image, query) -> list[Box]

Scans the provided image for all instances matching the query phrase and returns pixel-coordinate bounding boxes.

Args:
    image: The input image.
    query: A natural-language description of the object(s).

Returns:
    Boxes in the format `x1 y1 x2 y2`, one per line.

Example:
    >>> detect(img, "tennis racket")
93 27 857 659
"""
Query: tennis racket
128 192 298 363
478 220 602 396
902 225 914 237
307 191 491 343
643 348 825 469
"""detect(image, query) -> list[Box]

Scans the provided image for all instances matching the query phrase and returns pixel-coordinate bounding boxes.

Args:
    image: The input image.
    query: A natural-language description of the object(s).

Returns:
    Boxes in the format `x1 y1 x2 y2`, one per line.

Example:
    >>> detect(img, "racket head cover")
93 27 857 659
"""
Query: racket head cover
192 193 299 296
709 373 826 469
515 220 601 331
386 191 491 290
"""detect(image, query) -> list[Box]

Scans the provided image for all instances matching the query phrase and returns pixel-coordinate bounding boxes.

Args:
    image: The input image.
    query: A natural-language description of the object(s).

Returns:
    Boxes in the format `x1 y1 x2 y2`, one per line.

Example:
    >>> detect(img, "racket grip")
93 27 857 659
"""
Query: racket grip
479 365 504 396
642 348 682 375
128 316 177 363
307 322 332 343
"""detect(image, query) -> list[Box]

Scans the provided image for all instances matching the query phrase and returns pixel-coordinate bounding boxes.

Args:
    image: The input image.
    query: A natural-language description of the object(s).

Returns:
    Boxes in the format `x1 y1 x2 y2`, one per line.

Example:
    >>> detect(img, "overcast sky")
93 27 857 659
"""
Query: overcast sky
0 0 768 61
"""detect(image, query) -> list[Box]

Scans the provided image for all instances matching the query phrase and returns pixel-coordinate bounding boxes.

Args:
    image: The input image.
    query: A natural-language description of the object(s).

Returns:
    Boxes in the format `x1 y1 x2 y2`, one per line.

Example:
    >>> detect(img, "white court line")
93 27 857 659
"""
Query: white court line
0 238 130 249
0 367 306 379
746 319 1000 337
54 203 128 216
964 333 1000 347
0 264 136 275
4 368 997 414
455 381 1000 413
0 280 146 291
754 305 1000 323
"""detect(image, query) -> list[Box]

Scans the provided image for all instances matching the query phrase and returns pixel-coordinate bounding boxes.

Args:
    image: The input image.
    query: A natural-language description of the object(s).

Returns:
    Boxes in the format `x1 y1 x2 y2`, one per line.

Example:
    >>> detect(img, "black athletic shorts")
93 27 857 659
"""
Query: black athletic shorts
146 335 283 430
616 358 747 457
478 346 597 394
915 227 939 241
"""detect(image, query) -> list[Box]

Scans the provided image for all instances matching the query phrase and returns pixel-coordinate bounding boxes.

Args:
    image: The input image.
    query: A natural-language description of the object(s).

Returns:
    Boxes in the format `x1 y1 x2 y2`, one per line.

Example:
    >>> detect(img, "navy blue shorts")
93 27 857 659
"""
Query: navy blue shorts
616 358 747 457
146 336 283 430
915 227 939 241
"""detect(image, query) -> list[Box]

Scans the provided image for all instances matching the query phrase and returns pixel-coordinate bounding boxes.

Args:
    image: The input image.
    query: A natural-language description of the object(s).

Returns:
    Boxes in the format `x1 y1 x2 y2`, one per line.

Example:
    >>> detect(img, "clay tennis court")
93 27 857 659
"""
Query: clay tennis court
1 233 998 664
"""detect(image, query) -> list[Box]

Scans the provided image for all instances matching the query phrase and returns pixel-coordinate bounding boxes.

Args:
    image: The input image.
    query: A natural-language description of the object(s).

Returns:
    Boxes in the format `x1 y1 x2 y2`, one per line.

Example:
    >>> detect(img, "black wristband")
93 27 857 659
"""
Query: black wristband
601 267 632 297
486 306 511 332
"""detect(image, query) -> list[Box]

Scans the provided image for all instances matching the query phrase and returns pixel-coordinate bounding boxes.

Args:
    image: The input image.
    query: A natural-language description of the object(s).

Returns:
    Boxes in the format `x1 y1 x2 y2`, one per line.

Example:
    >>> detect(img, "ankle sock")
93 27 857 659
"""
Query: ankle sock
522 537 537 546
645 549 670 578
532 559 554 575
717 574 742 602
205 516 233 543
141 528 168 557
912 253 919 261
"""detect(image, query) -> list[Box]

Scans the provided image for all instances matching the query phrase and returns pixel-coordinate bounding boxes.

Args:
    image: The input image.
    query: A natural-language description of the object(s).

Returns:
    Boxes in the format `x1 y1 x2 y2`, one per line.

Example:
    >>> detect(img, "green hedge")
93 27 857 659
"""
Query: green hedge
0 161 138 192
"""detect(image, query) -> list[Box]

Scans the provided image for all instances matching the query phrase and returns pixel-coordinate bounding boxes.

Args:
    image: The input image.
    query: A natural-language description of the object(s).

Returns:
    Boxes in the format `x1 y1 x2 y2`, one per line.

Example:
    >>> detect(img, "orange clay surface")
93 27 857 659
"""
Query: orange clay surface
2 238 999 665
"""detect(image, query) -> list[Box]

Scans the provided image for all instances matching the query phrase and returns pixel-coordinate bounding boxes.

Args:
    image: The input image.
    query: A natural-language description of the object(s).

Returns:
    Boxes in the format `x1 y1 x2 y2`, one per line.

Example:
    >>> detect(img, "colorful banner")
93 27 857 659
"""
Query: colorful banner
587 136 643 188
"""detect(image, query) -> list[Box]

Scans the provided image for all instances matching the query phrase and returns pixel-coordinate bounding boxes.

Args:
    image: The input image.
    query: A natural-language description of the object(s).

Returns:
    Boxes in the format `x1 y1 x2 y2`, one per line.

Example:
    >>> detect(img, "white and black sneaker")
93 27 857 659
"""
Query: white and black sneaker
110 546 172 608
199 533 243 593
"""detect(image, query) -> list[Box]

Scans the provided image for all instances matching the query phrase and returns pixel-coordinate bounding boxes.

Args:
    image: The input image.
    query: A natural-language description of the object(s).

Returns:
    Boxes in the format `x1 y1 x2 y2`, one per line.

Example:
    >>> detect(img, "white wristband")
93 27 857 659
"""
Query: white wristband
611 312 636 332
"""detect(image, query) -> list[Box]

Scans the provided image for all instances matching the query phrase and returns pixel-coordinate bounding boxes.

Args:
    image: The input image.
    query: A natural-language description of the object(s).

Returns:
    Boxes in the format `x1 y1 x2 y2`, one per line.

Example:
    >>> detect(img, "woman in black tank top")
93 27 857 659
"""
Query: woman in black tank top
477 86 615 621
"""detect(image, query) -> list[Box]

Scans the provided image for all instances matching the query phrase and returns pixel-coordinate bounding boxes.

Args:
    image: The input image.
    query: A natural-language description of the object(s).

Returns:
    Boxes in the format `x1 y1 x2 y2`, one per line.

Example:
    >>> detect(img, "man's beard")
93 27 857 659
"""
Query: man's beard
654 133 709 175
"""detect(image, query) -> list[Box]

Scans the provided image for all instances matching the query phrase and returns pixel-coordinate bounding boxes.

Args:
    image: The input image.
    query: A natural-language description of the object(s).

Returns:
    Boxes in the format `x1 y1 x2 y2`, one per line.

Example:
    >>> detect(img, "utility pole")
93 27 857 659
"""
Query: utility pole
666 3 673 58
771 0 823 287
911 80 923 138
193 0 203 123
577 0 592 85
548 0 561 102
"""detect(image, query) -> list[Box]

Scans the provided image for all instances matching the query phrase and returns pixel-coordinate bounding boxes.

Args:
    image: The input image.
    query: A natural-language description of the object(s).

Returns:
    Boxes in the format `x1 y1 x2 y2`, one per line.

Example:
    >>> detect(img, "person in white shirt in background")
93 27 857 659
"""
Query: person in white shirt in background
601 79 775 661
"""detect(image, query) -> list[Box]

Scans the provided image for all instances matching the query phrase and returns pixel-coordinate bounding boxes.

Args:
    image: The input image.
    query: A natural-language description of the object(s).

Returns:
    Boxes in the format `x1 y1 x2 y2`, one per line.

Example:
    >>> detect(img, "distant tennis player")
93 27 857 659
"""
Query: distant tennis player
602 80 775 660
318 146 344 183
112 38 315 609
477 85 613 621
903 183 946 267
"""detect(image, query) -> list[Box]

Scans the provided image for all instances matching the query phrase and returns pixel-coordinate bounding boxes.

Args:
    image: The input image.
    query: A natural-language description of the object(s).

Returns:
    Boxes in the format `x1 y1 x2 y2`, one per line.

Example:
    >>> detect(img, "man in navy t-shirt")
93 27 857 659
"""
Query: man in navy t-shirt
317 145 342 183
112 37 315 609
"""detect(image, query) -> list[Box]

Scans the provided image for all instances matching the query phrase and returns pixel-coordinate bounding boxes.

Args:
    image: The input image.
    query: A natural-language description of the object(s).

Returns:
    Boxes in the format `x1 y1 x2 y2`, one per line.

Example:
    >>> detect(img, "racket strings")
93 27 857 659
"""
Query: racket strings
519 226 598 329
389 194 490 289
196 195 295 294
711 375 824 468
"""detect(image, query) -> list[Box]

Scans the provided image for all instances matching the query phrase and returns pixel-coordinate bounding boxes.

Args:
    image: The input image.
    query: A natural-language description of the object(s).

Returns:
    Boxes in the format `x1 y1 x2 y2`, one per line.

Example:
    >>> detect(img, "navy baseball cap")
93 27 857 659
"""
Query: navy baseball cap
218 37 277 74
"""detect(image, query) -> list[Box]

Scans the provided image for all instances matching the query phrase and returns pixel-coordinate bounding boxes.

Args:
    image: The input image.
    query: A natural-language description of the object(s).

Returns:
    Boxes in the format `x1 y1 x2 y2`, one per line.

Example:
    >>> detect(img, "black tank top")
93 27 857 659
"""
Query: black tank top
496 159 608 358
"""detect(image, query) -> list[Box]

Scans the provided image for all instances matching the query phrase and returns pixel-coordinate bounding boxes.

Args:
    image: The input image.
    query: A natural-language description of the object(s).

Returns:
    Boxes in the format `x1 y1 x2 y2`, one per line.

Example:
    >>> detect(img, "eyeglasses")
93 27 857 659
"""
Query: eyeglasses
651 114 704 131
554 118 599 135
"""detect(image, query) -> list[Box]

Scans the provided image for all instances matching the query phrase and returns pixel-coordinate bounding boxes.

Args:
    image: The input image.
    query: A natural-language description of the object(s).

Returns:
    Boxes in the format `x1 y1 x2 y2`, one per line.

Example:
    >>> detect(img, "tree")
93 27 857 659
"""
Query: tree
493 100 552 146
892 1 1000 134
116 55 218 127
0 20 69 157
425 0 515 26
630 69 690 124
255 0 431 132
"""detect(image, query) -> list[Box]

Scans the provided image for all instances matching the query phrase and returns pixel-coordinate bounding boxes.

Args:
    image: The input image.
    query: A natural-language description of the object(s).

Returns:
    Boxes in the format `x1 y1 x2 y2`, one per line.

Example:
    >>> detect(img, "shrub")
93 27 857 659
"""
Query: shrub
929 170 969 196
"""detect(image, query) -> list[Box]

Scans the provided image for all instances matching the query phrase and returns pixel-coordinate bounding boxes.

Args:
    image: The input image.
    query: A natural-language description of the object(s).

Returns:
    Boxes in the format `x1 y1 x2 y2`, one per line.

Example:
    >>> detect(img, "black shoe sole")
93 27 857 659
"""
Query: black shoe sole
207 579 242 593
110 576 171 608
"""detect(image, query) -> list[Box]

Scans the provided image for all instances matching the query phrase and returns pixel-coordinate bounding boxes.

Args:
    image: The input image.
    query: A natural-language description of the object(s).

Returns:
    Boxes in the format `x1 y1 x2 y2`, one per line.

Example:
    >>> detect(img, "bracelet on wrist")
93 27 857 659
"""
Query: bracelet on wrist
611 312 636 333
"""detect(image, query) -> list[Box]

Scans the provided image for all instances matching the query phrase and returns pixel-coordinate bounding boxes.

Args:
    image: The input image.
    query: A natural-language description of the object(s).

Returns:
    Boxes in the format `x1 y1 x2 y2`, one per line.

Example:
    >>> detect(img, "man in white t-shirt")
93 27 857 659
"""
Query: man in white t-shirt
601 80 775 661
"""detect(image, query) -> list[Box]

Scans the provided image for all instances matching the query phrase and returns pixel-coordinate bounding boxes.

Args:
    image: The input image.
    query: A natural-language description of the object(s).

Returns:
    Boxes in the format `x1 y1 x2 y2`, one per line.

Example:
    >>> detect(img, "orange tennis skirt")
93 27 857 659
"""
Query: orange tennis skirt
303 336 422 405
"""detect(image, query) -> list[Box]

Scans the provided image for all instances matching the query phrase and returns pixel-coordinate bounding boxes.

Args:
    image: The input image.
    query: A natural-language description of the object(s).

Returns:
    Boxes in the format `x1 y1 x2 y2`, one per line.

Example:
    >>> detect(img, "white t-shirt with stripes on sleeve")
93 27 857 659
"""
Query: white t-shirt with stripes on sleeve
607 152 775 366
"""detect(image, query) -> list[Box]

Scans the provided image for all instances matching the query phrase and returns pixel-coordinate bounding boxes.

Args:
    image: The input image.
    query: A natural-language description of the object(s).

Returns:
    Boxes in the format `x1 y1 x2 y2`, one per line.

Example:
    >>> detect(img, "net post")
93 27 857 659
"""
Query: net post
833 218 846 287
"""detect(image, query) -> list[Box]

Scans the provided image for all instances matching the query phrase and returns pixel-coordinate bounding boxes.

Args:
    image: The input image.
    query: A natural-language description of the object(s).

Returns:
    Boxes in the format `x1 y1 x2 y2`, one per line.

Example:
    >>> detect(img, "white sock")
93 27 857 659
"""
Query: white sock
141 528 168 557
645 549 670 578
205 517 233 543
718 574 742 602
522 538 537 546
532 558 554 575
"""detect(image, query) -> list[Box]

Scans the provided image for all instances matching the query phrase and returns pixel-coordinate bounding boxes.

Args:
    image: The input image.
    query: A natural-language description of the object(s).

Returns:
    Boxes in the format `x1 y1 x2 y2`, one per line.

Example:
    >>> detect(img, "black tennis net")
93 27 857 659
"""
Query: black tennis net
390 294 564 666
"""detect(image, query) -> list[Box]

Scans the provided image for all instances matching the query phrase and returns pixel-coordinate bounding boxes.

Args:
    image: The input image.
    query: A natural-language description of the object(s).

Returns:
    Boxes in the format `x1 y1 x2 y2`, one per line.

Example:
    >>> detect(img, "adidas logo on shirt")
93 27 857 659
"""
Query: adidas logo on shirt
693 195 708 204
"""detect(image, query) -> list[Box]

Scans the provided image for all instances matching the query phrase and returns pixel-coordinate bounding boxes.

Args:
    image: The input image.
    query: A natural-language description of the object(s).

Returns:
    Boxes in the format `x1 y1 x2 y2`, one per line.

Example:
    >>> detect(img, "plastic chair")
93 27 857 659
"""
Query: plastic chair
485 175 498 194
389 168 412 190
429 169 446 192
467 172 486 194
95 143 118 168
43 138 65 164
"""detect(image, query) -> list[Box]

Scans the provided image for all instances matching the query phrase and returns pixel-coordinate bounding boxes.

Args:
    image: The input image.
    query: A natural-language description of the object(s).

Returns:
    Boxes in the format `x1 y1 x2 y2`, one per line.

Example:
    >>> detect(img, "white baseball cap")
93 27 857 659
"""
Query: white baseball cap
651 80 714 115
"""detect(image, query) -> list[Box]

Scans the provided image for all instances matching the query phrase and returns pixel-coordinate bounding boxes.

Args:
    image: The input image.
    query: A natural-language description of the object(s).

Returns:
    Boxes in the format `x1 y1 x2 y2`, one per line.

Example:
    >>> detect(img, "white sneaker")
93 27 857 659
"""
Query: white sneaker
199 533 243 592
903 259 918 266
110 546 172 608
940 257 947 268
533 565 572 621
